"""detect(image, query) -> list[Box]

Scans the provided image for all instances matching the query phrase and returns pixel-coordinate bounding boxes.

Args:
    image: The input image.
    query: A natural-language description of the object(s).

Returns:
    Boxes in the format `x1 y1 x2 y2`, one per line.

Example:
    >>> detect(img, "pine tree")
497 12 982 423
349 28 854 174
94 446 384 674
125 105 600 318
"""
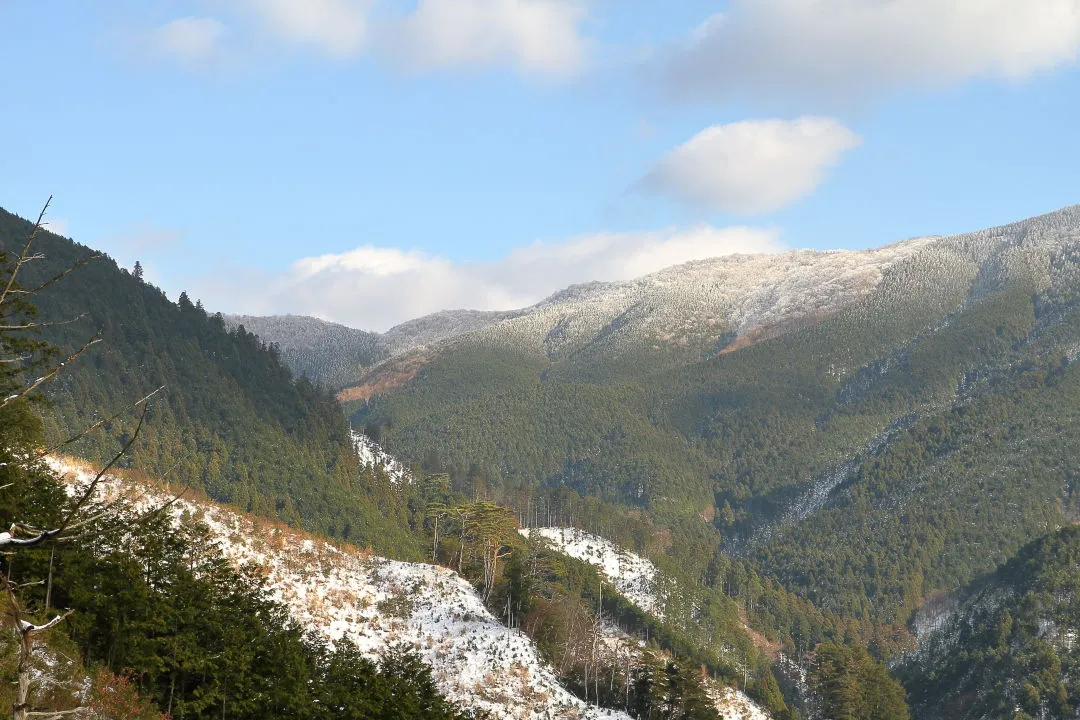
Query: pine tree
809 644 909 720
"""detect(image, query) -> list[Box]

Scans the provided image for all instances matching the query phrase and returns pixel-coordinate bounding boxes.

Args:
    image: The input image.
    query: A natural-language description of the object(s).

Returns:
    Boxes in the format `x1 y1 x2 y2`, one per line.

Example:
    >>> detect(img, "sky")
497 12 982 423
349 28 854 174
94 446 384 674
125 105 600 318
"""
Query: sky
2 1 1080 331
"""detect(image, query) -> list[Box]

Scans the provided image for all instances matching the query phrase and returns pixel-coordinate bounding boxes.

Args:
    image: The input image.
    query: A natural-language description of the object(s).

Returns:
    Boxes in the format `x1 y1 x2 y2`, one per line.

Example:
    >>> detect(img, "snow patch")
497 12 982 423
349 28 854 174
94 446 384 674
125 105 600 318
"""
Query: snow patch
706 684 772 720
351 431 413 485
522 527 664 619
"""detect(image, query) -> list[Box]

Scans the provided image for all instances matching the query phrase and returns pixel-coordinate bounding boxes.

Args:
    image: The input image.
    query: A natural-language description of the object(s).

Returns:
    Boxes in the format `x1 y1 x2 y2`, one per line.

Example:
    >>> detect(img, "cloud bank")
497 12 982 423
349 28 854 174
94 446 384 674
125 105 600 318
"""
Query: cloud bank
191 225 782 331
237 0 370 58
384 0 587 77
641 117 861 215
150 0 589 76
663 0 1080 102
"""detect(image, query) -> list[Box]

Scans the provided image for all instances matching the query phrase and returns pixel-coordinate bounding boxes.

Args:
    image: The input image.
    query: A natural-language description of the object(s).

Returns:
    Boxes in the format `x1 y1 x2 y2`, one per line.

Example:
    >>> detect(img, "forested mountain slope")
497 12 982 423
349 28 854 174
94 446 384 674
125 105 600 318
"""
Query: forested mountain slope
900 527 1080 719
226 314 388 390
226 308 523 389
352 205 1080 634
0 207 417 556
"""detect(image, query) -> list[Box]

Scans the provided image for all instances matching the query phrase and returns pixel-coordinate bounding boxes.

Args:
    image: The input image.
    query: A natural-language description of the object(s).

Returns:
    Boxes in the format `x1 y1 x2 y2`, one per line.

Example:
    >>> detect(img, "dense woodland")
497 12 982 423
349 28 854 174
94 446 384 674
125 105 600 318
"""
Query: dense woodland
0 208 420 558
0 214 476 718
353 257 1080 625
225 314 387 390
349 211 1080 715
900 527 1080 720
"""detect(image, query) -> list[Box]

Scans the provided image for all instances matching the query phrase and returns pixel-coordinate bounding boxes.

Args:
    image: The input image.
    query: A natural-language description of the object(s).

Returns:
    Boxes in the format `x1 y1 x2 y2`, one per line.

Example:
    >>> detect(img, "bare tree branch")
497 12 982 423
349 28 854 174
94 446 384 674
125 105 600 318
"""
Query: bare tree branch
0 401 152 551
1 252 102 301
17 609 74 635
0 314 87 331
56 402 150 537
0 334 102 411
6 575 80 720
46 386 164 456
0 197 51 308
0 386 166 473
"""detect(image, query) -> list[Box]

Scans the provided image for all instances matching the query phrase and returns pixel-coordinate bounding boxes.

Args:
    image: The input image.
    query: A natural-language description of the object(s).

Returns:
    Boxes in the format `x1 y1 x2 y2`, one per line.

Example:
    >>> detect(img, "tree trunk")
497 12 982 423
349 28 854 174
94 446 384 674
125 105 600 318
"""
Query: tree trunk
14 630 32 720
44 546 55 610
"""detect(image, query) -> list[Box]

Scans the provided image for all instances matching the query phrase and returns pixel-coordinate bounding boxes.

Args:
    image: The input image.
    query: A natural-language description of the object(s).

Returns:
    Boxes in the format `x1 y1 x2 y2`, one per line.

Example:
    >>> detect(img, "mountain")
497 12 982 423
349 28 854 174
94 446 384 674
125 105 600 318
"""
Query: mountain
433 235 937 373
349 204 1080 634
232 236 934 391
1 204 792 718
0 207 417 555
17 198 1080 718
226 314 388 389
901 527 1080 719
225 309 523 390
381 308 525 355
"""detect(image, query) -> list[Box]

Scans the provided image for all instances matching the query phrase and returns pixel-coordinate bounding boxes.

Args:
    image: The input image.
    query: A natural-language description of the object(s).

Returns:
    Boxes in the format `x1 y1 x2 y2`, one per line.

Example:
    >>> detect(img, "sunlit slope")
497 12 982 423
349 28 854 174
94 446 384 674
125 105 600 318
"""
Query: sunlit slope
355 205 1080 624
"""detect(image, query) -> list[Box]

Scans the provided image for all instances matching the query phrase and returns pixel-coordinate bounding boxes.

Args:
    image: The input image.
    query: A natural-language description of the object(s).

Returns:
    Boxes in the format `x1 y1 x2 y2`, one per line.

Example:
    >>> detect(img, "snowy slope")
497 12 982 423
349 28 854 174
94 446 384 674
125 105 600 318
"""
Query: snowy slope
351 430 413 485
49 458 626 720
522 527 665 619
706 685 771 720
523 527 769 720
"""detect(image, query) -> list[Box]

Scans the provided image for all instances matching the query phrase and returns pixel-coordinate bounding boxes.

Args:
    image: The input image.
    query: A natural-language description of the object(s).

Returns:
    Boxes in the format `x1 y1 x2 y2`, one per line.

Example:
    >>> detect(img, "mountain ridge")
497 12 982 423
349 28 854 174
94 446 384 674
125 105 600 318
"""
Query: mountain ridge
241 203 1080 394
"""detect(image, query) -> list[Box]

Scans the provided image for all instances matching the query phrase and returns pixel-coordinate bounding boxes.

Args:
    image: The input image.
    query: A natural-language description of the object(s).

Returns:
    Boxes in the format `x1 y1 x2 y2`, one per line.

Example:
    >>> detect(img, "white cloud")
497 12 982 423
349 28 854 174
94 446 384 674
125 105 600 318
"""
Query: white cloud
43 218 69 238
663 0 1080 102
236 0 370 58
189 225 782 330
154 17 226 65
144 0 588 75
384 0 588 76
640 118 861 215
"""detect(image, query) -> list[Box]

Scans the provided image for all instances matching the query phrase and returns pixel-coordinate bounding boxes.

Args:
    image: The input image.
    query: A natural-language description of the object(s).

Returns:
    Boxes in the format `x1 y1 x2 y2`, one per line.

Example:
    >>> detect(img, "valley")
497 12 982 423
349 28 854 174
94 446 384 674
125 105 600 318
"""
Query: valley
3 203 1080 719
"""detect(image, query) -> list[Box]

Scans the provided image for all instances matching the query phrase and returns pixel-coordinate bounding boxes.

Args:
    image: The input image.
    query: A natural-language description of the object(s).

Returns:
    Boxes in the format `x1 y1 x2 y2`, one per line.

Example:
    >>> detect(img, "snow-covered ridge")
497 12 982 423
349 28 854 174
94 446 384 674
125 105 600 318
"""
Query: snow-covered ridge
459 204 1080 361
460 239 936 361
351 431 413 485
48 458 626 720
522 527 665 623
238 205 1080 384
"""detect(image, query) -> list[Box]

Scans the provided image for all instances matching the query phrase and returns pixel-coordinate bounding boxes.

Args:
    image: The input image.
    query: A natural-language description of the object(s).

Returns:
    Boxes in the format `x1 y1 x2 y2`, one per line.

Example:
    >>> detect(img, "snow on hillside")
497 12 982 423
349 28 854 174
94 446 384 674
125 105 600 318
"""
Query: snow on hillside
414 205 1080 363
525 527 770 720
351 430 413 485
461 238 938 360
522 527 664 619
48 458 626 720
706 684 771 720
233 205 1080 384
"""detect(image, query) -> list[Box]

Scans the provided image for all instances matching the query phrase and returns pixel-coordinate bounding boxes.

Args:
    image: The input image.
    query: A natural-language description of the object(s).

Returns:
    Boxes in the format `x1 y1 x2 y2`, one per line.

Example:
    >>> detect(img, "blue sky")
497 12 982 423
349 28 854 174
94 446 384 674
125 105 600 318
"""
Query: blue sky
2 1 1080 330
